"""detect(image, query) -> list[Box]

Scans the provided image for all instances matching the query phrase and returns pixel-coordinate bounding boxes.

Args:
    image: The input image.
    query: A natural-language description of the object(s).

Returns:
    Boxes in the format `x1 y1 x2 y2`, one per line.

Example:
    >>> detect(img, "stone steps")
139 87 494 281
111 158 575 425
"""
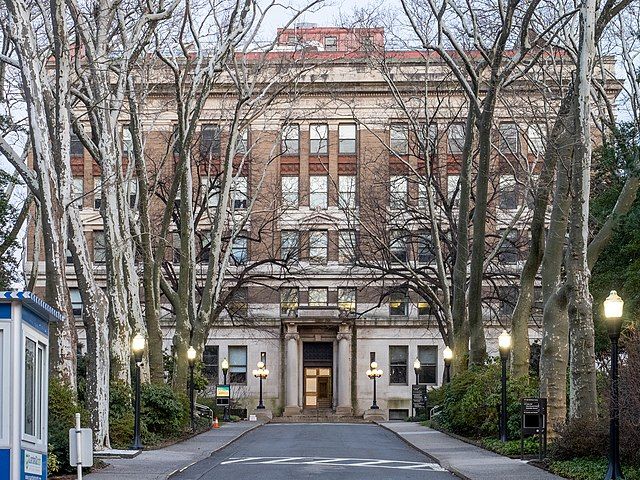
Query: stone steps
271 412 370 424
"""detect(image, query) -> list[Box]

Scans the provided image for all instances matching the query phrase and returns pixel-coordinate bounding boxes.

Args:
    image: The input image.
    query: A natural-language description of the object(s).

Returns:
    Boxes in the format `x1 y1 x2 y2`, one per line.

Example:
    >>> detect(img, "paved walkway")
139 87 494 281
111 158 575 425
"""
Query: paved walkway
85 421 262 480
380 422 565 480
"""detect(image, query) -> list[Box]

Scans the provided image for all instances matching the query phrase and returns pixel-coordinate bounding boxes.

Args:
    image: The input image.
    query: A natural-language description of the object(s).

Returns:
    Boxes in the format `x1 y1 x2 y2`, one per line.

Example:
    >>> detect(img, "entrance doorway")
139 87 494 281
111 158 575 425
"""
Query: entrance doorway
303 342 333 409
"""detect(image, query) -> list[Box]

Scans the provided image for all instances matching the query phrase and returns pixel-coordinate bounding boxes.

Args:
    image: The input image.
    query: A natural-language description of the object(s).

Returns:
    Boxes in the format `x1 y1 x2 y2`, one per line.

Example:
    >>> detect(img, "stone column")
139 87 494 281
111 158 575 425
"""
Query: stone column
336 323 353 416
283 323 301 416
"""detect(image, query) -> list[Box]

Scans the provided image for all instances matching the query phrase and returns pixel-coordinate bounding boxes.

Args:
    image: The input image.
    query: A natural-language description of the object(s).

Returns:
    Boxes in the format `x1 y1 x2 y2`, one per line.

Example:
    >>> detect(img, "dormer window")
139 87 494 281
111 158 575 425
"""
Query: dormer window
325 36 337 51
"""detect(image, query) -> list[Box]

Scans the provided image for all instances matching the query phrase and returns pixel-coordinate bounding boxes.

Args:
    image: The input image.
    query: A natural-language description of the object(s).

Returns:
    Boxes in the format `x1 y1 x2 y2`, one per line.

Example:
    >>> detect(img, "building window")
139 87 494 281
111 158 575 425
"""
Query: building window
94 231 106 264
498 229 519 264
281 230 299 260
123 125 133 156
338 124 356 154
420 123 438 157
325 36 337 51
202 345 219 384
199 231 211 263
280 287 299 315
201 176 220 209
390 230 407 263
310 124 328 155
72 177 84 209
70 131 84 156
282 176 299 208
447 174 460 208
126 179 137 208
418 231 435 263
390 124 408 155
499 175 518 210
389 175 407 209
231 235 248 265
232 176 248 209
338 230 356 264
527 124 545 155
389 345 408 384
24 337 45 439
281 124 299 154
338 287 356 313
309 175 328 209
228 346 247 384
93 177 101 210
389 409 410 420
308 288 328 307
171 125 181 155
417 346 437 384
309 230 328 264
227 288 248 317
499 286 518 316
448 124 465 154
236 129 249 154
65 248 74 265
338 175 356 209
389 291 408 316
418 298 431 316
200 124 221 157
499 123 520 153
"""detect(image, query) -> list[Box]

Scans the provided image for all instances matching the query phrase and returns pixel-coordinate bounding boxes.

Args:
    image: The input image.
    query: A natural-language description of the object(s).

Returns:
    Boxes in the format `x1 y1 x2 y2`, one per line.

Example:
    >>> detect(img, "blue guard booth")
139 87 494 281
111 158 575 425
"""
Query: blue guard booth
0 291 63 480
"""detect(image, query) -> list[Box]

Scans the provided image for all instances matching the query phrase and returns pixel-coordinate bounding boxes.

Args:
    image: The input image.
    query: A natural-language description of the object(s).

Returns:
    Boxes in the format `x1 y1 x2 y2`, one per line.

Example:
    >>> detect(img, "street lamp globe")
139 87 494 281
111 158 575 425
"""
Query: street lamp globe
413 358 421 370
498 330 511 359
257 361 265 369
370 361 378 370
604 291 624 338
187 346 197 364
443 346 453 362
221 358 229 371
132 333 145 363
252 369 258 377
366 369 372 377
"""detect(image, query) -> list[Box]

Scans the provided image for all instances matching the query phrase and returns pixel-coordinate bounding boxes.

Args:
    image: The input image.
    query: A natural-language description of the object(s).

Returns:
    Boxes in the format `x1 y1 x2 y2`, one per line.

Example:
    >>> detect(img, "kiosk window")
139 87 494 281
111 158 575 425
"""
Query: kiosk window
24 337 45 440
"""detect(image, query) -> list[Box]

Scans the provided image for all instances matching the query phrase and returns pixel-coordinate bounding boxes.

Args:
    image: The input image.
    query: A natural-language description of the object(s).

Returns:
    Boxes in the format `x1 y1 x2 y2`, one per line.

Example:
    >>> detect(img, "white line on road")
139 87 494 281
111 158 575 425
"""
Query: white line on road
219 456 445 471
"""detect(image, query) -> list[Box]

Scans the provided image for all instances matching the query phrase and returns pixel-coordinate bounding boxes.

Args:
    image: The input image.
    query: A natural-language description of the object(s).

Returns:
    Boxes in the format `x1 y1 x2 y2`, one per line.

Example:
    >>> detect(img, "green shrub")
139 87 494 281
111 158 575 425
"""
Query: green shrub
431 364 538 440
47 445 61 475
481 437 540 456
549 458 640 480
140 383 189 436
549 417 608 461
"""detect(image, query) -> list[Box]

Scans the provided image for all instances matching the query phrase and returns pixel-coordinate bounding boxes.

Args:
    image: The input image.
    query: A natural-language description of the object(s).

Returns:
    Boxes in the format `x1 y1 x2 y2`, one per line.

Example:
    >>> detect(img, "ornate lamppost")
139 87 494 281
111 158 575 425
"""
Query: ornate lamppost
221 357 230 421
413 358 421 418
603 291 624 480
252 361 269 409
366 361 383 410
187 346 197 432
443 346 453 384
498 330 512 443
131 333 145 449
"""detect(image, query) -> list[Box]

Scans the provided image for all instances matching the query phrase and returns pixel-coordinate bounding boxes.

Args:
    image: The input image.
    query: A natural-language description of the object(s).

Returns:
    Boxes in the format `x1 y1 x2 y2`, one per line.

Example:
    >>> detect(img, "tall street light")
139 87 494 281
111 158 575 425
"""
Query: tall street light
187 346 197 432
413 358 421 418
131 333 145 450
221 358 230 421
498 330 511 443
443 346 453 384
603 290 624 480
366 361 383 410
252 361 269 409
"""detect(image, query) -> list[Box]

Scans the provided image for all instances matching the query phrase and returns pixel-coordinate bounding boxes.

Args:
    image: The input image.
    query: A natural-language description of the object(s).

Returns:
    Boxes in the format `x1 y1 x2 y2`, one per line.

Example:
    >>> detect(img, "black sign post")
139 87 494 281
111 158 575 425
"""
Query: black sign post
412 385 428 418
520 397 547 460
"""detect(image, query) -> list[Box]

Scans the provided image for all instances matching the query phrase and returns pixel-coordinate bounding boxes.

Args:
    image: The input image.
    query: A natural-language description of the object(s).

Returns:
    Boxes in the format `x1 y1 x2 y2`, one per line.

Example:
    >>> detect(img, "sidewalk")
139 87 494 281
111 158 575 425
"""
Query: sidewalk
85 421 262 480
380 422 564 480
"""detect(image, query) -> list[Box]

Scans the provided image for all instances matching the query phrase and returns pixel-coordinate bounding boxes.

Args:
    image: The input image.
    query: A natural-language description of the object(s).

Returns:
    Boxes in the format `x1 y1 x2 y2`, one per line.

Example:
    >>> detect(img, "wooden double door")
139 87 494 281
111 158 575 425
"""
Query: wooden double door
303 342 333 409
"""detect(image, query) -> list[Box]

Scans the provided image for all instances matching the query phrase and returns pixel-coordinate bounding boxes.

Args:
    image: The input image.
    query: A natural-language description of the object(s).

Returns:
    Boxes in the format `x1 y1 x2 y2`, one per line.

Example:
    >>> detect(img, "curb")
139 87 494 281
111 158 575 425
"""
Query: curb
375 422 471 480
168 421 264 479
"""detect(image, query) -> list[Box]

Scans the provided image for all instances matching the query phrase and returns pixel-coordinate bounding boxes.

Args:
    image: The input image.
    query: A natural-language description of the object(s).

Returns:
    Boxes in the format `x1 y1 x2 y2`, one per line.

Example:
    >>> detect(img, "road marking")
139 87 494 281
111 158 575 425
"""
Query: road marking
220 456 446 471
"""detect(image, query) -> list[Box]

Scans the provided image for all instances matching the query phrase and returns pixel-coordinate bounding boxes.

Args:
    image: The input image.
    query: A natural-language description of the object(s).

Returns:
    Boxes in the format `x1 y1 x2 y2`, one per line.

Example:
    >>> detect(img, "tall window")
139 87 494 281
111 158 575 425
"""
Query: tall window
325 36 337 51
418 230 435 263
390 230 407 263
93 177 102 210
499 286 518 316
308 288 328 307
389 175 407 209
309 230 328 264
126 179 137 208
231 236 248 265
338 175 356 209
199 230 211 263
70 131 84 156
236 129 249 154
200 124 221 157
72 177 84 209
122 125 133 156
281 230 299 260
338 287 356 313
417 346 437 384
201 176 220 208
527 124 545 156
498 229 519 264
389 291 408 316
420 123 438 157
338 124 356 154
202 345 219 383
227 288 248 317
418 298 431 316
447 174 460 208
282 176 299 207
499 175 518 210
499 123 520 153
389 346 408 384
448 124 465 154
228 346 247 384
280 287 299 315
309 175 328 209
338 230 356 264
232 176 248 209
281 124 299 154
310 124 329 155
23 337 45 439
390 124 408 155
94 231 106 264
